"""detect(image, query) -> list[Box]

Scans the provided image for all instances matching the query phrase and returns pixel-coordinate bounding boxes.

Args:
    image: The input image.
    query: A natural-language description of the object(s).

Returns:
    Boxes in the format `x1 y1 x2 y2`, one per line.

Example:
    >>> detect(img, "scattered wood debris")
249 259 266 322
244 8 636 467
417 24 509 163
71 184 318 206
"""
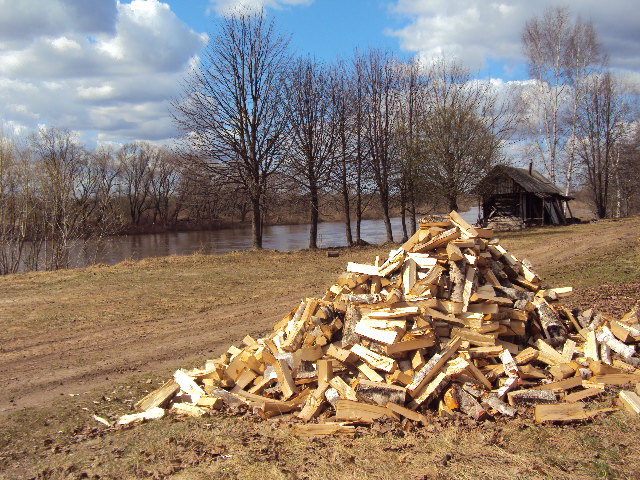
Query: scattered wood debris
119 211 640 433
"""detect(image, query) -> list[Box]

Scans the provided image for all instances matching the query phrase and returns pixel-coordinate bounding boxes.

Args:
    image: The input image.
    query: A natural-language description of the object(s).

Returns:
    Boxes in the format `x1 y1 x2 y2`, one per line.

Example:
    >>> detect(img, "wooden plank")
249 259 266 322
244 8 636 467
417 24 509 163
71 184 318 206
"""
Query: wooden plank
386 401 427 424
298 383 329 421
584 330 599 361
316 359 333 385
328 376 359 401
347 262 380 276
385 334 436 355
135 379 179 412
584 374 640 387
354 322 403 345
291 422 356 437
531 376 582 391
620 390 640 415
449 210 479 238
564 388 602 403
412 227 460 252
335 400 399 422
273 358 298 400
350 344 398 373
173 370 206 401
406 336 462 395
535 403 587 423
535 339 566 365
118 407 165 425
357 363 384 382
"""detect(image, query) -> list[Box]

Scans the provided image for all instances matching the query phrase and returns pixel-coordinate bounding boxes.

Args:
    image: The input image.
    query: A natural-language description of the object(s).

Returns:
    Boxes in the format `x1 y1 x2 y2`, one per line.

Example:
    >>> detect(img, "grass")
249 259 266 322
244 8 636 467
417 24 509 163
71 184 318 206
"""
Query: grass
1 217 640 479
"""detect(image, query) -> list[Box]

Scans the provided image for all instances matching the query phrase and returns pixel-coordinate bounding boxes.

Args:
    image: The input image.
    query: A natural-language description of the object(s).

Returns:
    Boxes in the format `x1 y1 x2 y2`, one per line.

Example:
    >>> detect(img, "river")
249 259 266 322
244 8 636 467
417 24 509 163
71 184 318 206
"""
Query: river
52 207 480 269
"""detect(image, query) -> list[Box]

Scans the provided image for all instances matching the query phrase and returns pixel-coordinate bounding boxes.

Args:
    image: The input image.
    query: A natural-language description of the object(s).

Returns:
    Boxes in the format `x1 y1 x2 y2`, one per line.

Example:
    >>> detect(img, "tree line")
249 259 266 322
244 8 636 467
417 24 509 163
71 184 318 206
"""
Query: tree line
1 7 638 273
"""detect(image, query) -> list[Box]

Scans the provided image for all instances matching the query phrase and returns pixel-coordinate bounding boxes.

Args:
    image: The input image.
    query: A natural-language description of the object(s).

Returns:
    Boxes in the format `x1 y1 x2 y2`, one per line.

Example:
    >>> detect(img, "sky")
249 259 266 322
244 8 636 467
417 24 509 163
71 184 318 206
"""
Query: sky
0 0 639 147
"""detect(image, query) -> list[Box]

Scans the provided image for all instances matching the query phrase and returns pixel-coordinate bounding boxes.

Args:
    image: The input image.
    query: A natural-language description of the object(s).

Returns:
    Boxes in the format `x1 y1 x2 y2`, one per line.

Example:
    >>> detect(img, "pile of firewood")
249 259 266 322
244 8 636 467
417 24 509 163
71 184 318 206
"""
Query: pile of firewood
119 211 640 434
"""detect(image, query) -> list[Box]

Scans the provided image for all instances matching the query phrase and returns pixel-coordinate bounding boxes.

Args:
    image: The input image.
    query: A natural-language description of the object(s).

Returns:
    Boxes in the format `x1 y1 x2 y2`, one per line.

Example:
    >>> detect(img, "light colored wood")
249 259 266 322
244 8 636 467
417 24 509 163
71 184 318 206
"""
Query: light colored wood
531 376 582 391
406 336 462 395
584 329 599 361
467 346 504 358
446 242 464 261
514 347 538 365
449 210 479 238
170 403 207 417
230 369 258 392
195 396 224 409
135 379 179 412
564 388 602 403
298 383 329 421
350 344 398 372
584 374 640 387
535 403 587 423
291 422 356 437
347 262 380 276
451 327 496 346
118 407 165 425
357 363 384 382
535 339 566 365
273 358 298 400
316 359 333 385
354 321 403 345
413 227 460 252
173 369 206 401
385 334 436 355
335 400 399 422
329 376 359 401
562 339 577 362
467 303 499 314
386 401 427 423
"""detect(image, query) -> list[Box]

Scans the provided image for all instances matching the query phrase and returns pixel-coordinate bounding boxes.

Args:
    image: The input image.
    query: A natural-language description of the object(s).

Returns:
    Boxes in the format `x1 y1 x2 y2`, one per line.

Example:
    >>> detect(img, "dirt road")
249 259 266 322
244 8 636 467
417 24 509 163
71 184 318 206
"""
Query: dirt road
1 217 638 414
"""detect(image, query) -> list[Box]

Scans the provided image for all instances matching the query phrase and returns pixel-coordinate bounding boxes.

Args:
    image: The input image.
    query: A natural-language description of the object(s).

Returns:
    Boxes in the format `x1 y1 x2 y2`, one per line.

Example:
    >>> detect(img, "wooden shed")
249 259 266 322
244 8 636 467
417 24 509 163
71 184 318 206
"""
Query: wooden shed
477 164 573 229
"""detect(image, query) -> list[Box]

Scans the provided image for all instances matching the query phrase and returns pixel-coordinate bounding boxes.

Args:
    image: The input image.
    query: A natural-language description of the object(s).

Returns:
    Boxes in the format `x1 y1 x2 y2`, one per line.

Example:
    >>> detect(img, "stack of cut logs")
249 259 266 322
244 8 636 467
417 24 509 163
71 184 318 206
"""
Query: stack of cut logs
120 211 640 434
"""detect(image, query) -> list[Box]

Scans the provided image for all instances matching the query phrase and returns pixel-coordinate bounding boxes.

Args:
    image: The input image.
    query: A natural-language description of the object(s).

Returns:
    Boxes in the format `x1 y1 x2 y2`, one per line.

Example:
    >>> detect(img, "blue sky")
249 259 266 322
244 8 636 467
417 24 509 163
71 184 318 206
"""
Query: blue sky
0 0 638 145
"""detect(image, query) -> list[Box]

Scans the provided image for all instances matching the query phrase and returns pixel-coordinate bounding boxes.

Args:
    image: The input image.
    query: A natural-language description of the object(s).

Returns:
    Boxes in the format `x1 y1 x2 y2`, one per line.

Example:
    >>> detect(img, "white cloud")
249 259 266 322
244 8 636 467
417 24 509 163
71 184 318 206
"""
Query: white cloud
0 0 207 144
390 0 640 75
208 0 313 16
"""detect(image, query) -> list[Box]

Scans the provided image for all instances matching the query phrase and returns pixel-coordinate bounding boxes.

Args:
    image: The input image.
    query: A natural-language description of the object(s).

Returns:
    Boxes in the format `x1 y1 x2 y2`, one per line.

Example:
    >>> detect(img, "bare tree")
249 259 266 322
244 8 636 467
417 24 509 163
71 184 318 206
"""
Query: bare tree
285 57 336 248
576 73 629 218
415 59 516 211
395 58 428 240
361 49 400 243
172 12 291 249
329 59 354 246
522 6 605 194
150 148 181 227
117 142 155 226
522 6 573 183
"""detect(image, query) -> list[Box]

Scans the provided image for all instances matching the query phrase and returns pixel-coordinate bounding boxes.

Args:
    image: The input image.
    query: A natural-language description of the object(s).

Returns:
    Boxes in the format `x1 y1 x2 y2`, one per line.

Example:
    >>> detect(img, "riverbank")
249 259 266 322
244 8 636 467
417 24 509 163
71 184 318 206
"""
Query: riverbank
1 217 639 479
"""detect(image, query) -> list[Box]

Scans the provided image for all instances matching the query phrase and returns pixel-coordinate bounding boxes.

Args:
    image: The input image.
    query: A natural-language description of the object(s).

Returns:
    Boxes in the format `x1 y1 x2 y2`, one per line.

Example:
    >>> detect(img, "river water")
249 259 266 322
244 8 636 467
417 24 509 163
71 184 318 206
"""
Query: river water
62 207 480 269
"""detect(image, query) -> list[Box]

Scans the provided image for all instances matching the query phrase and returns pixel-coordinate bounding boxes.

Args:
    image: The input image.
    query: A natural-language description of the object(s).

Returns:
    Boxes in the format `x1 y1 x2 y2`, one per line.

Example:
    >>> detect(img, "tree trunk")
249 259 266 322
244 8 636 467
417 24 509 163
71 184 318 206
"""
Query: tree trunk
251 196 262 249
448 195 459 212
309 185 319 249
380 190 393 243
400 187 408 242
340 156 353 246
